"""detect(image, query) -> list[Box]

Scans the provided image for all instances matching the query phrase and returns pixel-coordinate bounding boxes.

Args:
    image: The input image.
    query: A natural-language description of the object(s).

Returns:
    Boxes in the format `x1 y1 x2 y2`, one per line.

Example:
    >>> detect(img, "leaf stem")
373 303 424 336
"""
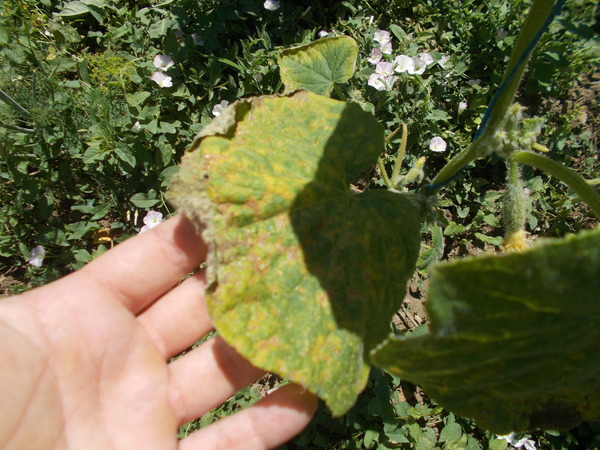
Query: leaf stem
513 150 600 218
0 88 31 117
377 156 393 189
390 123 408 184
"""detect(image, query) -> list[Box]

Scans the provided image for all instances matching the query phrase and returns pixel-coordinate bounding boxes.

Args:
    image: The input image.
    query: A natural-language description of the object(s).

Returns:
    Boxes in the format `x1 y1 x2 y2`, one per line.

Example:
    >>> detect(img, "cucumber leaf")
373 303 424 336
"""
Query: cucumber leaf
371 228 600 433
278 36 358 96
168 91 422 415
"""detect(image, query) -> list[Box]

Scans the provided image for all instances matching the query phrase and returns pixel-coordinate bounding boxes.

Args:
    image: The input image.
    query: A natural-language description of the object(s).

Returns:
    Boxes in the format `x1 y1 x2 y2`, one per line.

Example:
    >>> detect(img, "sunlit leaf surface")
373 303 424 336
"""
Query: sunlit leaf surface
278 36 358 96
168 91 421 415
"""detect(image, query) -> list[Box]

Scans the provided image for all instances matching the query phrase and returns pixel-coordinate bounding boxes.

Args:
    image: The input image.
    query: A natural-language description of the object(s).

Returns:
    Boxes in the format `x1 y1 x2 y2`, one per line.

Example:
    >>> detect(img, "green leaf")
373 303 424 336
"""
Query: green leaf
130 191 159 208
168 91 422 416
371 228 600 434
278 36 358 96
148 19 171 39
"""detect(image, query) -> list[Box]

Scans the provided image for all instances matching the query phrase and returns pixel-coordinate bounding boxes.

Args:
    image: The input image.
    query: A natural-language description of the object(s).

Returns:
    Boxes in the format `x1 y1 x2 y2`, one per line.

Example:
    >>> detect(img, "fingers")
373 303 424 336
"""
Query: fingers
71 215 207 313
179 384 318 450
137 270 212 359
168 336 265 425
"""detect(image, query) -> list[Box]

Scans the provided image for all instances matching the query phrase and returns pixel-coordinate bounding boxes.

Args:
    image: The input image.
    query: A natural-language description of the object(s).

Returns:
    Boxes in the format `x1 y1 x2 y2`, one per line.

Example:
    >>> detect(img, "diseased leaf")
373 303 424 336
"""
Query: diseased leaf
168 91 422 415
278 36 358 96
371 228 600 434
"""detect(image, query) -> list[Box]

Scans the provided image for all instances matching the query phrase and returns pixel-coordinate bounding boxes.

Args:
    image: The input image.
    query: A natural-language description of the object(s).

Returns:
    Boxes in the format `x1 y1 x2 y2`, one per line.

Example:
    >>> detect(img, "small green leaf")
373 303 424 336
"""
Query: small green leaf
130 191 159 208
371 228 600 434
168 91 422 416
278 36 358 96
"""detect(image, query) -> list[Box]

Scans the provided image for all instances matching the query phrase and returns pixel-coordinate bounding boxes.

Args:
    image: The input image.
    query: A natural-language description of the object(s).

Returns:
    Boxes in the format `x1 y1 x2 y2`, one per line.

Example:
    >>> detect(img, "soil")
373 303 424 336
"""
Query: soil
0 274 20 297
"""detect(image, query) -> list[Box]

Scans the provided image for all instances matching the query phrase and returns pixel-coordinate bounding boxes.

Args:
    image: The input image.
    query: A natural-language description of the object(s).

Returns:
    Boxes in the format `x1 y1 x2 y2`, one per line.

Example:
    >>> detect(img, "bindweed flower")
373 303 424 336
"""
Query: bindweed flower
373 29 391 44
318 30 329 38
264 0 280 10
139 211 163 234
368 73 386 91
131 121 142 133
28 245 46 267
458 101 468 114
212 100 230 117
411 52 433 74
429 136 447 152
151 71 173 88
367 47 382 65
375 61 394 77
373 29 393 54
438 55 450 68
191 33 204 46
417 52 434 66
367 73 396 91
153 54 174 71
379 39 393 55
498 433 537 450
393 55 415 74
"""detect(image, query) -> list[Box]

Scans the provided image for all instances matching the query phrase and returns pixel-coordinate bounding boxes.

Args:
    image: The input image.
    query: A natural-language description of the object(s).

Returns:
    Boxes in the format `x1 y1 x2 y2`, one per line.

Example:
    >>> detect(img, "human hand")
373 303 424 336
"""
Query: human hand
0 215 317 449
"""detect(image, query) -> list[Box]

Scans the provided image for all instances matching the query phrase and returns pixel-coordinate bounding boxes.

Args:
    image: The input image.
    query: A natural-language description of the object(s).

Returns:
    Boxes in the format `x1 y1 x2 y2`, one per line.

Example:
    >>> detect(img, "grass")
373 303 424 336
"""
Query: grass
1 0 598 447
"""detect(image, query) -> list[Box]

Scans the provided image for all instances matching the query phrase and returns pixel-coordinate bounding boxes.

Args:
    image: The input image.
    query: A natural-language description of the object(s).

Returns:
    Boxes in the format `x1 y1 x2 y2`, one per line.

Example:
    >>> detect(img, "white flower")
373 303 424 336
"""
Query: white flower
368 73 386 91
151 71 173 88
393 55 415 74
191 33 204 46
375 61 394 77
458 101 468 114
373 29 391 44
498 433 537 450
418 52 434 66
367 47 382 65
153 54 174 71
467 78 481 87
131 121 142 133
381 75 397 90
429 136 447 152
28 245 46 267
139 211 163 234
379 39 393 55
367 73 396 91
412 57 427 75
438 55 450 68
523 187 531 198
212 100 230 117
318 30 329 38
264 0 280 10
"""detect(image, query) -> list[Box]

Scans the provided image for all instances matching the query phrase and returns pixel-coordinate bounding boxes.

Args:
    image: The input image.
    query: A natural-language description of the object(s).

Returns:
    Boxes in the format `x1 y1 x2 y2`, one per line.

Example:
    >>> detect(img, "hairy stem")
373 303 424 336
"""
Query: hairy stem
377 156 392 189
513 151 600 218
390 123 408 184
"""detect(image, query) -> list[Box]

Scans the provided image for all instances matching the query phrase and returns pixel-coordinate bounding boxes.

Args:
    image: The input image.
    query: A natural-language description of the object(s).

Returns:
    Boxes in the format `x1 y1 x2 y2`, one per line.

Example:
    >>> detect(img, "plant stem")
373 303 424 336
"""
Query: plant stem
424 141 481 196
425 0 560 194
513 150 600 218
377 156 393 189
482 0 558 136
0 88 31 117
390 123 408 184
502 155 526 236
0 121 36 134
